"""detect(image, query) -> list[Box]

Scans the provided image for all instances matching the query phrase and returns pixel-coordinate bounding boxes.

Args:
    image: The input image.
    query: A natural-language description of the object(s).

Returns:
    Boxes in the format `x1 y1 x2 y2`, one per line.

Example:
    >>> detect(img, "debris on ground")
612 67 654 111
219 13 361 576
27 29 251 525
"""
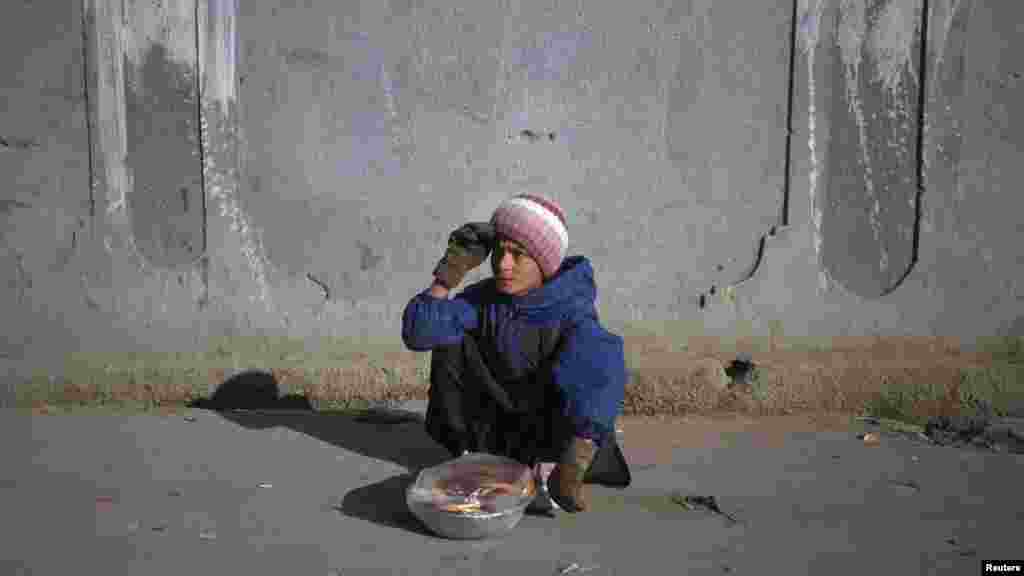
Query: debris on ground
724 353 757 388
858 432 881 446
945 537 977 557
925 414 991 445
924 413 1024 454
854 416 928 441
670 492 742 525
854 409 1024 454
886 479 921 492
556 562 599 575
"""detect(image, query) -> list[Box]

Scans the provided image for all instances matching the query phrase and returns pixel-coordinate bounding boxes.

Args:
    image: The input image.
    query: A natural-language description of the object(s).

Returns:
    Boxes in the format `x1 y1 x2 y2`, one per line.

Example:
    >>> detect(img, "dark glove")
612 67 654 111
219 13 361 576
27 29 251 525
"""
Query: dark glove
432 222 496 290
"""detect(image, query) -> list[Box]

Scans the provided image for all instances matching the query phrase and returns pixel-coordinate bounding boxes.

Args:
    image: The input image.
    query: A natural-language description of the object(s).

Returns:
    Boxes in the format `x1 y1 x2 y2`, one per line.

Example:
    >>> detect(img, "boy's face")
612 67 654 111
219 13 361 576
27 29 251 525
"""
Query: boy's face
490 236 544 296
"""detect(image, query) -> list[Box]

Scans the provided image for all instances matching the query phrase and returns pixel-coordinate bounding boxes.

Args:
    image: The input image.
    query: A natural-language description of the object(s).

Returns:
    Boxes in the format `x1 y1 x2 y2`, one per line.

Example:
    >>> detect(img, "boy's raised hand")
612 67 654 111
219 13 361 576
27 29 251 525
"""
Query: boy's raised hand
432 222 496 289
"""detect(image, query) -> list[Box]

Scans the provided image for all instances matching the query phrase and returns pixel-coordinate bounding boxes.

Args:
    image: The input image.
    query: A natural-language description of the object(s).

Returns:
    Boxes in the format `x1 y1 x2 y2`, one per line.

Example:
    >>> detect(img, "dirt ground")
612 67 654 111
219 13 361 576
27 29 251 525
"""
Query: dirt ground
614 334 1009 419
26 333 1019 425
614 412 859 468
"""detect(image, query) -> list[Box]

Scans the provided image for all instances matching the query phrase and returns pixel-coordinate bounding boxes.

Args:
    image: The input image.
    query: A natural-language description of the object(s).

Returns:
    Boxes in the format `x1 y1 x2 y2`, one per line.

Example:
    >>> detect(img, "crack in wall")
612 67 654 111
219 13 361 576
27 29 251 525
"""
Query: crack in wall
306 273 330 301
0 136 41 150
700 0 804 308
725 0 802 293
80 0 96 219
192 0 206 260
899 0 931 294
13 252 28 306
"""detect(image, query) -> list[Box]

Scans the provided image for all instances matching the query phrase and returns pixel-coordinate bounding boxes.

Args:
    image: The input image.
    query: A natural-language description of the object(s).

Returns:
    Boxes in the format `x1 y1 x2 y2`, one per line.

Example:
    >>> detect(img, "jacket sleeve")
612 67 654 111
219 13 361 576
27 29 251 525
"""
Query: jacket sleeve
549 316 627 447
400 286 482 351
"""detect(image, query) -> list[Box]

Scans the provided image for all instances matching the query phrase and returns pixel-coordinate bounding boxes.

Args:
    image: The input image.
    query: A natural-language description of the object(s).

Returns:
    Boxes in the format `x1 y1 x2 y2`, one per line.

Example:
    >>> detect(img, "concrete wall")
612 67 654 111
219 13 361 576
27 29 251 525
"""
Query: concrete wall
1 0 1022 386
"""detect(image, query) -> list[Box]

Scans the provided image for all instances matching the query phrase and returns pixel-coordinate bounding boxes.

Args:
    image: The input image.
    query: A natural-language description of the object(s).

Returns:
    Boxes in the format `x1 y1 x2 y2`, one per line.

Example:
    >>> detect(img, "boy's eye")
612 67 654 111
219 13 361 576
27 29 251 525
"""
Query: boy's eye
495 246 523 259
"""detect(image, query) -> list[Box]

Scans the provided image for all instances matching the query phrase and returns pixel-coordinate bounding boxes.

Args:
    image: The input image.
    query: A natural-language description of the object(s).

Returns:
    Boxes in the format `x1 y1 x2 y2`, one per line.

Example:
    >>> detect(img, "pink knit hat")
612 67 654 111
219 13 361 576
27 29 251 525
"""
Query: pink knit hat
490 193 569 279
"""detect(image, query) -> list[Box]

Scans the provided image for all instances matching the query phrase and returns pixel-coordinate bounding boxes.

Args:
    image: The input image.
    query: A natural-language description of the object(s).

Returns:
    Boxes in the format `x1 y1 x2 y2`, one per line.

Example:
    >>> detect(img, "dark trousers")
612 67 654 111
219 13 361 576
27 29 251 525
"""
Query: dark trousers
424 332 575 467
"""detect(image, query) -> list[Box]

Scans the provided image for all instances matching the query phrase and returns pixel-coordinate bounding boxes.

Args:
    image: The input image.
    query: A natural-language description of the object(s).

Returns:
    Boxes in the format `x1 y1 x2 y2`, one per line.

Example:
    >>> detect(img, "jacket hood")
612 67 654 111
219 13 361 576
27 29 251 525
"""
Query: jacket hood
469 255 598 324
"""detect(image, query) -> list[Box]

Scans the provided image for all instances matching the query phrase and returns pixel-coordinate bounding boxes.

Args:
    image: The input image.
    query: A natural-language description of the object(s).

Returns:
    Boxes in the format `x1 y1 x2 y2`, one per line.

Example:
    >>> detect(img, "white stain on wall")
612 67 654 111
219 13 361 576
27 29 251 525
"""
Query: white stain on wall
922 0 966 182
197 0 274 310
197 0 239 116
801 0 926 286
92 0 271 309
90 0 130 217
837 0 922 273
837 0 887 271
868 0 921 96
203 101 273 311
799 0 827 291
122 0 197 75
930 0 962 72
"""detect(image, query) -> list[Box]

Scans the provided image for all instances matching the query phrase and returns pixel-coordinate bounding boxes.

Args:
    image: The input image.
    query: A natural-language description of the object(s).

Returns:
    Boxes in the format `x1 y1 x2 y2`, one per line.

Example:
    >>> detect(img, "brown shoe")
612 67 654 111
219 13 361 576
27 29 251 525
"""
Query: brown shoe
547 437 597 512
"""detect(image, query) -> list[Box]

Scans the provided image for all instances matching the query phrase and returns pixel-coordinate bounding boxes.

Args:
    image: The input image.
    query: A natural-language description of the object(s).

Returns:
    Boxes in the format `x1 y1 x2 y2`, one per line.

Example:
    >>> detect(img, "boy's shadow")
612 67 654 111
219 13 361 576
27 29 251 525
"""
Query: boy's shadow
187 369 450 537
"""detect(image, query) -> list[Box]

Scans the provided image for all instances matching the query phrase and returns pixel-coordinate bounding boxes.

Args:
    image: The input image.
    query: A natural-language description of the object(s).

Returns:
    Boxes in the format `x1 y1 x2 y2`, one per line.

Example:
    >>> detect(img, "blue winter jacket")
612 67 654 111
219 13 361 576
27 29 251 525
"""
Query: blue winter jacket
401 255 626 447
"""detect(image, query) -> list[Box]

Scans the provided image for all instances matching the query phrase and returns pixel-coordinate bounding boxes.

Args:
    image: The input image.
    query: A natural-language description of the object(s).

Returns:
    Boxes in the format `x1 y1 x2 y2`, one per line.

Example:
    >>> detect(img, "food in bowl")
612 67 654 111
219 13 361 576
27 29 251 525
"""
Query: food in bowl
407 453 538 539
430 478 534 513
410 453 537 514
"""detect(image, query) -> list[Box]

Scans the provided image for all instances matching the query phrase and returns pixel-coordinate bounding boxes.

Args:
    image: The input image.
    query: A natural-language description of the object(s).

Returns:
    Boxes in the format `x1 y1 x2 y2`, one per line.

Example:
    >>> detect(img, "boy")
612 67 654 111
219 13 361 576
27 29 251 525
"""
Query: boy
401 193 629 513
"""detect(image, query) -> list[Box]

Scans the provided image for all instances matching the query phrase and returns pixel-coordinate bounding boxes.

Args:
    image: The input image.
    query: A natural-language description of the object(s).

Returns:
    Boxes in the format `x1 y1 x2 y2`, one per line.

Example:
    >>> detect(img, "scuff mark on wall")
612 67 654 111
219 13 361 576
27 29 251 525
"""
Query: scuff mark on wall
124 38 204 269
512 31 593 83
0 199 32 216
12 251 28 306
355 240 384 272
280 46 331 68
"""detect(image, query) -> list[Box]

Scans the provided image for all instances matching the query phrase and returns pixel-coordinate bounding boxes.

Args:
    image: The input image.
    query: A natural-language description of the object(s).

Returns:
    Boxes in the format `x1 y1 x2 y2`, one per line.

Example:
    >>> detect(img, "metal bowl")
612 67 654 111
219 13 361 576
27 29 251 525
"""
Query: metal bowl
406 453 535 540
407 497 530 540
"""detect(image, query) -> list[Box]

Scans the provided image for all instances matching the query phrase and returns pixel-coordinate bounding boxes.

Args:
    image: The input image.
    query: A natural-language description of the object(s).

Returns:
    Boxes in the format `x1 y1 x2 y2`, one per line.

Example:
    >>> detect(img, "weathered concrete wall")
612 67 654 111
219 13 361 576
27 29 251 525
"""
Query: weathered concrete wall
1 0 1022 388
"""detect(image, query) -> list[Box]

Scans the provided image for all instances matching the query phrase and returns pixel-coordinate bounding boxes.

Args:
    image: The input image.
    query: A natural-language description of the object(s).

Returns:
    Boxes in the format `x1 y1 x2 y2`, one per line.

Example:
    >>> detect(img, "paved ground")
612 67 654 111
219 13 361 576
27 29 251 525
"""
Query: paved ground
1 402 1020 576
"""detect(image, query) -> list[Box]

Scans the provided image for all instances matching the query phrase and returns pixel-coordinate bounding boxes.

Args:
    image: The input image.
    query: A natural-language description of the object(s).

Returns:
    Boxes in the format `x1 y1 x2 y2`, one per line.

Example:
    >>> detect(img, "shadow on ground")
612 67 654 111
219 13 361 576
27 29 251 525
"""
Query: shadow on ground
187 369 452 536
337 474 439 538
